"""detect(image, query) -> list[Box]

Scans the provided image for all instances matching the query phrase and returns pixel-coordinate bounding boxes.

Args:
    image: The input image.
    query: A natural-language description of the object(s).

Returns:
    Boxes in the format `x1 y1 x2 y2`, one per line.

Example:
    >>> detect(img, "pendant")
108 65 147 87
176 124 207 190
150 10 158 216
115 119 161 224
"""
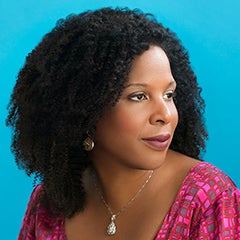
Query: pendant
107 214 117 236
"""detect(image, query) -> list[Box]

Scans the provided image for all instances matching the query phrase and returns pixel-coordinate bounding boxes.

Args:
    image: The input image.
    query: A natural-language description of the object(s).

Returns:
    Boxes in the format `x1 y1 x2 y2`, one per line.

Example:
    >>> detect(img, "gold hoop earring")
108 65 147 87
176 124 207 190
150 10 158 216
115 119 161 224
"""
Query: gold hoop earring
83 135 94 151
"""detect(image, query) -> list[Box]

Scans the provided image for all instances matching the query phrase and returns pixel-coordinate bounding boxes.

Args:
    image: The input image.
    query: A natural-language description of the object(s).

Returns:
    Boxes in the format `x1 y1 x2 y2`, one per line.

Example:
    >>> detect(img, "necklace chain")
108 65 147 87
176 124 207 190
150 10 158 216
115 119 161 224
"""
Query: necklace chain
93 170 154 236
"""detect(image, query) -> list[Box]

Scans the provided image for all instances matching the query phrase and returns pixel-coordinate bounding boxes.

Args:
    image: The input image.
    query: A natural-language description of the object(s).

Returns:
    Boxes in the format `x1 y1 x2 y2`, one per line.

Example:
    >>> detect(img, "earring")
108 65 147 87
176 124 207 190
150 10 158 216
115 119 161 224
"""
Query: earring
83 134 94 151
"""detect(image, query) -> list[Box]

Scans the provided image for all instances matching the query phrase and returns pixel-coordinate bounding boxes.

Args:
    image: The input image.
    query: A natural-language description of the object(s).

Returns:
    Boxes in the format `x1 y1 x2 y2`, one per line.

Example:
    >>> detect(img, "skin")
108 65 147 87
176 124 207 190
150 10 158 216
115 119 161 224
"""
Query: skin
92 45 178 171
65 46 200 240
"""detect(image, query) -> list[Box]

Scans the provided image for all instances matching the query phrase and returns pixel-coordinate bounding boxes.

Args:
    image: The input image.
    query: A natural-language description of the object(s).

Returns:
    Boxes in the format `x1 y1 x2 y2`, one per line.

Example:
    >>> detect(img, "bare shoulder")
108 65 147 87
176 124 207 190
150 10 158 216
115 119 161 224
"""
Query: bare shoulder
150 149 202 199
152 150 201 197
165 149 201 175
162 150 238 193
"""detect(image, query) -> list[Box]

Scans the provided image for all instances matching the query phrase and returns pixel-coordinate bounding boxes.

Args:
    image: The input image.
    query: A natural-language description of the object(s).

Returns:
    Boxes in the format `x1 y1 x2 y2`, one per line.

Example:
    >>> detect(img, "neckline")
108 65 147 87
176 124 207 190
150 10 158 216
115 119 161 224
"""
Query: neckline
62 161 210 239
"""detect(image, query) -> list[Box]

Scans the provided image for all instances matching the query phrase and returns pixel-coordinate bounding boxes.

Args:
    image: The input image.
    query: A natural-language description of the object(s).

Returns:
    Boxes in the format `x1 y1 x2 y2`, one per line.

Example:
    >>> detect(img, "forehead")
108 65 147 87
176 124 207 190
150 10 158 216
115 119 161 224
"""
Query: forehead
127 46 173 85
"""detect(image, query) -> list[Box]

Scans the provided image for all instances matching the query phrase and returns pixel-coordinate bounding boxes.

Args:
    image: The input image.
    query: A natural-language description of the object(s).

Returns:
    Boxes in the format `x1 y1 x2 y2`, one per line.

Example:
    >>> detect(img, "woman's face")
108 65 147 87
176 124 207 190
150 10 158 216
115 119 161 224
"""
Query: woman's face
91 46 178 170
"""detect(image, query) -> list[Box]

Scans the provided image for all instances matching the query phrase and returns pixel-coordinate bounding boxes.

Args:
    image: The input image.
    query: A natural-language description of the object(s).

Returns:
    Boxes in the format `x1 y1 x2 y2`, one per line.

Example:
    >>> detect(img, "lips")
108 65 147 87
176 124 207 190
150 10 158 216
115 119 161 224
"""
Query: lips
142 134 171 151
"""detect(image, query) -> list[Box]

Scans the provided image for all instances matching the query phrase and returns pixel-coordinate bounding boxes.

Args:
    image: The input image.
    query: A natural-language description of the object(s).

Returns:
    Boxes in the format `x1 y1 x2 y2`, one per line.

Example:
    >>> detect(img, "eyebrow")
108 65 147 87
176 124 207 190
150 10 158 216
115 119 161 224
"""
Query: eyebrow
125 83 147 88
125 81 176 88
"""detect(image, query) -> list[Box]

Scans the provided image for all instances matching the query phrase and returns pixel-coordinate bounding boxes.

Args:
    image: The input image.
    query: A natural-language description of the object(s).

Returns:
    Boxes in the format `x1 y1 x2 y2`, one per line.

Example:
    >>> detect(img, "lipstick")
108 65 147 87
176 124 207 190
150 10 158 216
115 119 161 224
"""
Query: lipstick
142 134 170 151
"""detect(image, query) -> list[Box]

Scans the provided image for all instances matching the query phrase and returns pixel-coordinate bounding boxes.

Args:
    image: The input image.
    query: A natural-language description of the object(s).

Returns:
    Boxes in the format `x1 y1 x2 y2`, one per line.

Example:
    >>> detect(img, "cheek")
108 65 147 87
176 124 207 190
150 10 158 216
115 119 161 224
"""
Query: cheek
96 106 143 140
105 107 142 133
171 105 179 129
96 102 178 140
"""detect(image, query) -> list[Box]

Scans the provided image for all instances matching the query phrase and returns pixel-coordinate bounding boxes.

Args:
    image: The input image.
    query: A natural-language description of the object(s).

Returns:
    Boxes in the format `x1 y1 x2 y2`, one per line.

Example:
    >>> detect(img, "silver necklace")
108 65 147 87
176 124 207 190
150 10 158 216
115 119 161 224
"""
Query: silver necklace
94 170 154 236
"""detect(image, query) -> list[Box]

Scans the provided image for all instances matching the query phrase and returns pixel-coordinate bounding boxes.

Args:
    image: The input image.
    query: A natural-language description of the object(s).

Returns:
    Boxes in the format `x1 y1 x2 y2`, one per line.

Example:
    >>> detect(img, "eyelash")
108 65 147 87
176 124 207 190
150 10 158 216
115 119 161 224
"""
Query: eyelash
128 93 149 102
128 90 176 102
163 90 176 100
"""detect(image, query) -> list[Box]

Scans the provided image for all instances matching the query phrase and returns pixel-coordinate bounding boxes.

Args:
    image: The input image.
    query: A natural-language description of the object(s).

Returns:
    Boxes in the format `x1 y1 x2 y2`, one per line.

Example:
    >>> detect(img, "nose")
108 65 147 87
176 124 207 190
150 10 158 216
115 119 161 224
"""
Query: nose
149 98 172 125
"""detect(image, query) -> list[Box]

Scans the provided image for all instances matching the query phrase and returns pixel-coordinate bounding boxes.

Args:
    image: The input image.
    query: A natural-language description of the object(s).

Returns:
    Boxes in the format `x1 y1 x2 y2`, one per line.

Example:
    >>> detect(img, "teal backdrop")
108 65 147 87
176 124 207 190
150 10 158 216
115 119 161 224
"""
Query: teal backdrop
1 0 239 238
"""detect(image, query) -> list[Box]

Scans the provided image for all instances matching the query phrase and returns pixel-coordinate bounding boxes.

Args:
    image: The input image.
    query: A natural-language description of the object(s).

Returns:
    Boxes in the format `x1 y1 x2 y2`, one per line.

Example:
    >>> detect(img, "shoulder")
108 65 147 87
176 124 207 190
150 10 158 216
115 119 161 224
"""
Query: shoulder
18 185 44 239
182 162 240 238
19 184 65 239
187 162 237 190
30 184 44 202
187 162 236 188
26 184 63 222
161 160 240 238
22 184 60 225
23 184 44 217
181 162 239 209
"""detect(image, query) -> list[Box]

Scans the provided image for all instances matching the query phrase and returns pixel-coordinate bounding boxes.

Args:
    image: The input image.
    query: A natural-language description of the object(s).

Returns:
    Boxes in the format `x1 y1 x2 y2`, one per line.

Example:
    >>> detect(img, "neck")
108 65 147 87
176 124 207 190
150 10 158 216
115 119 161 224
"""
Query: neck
89 165 154 212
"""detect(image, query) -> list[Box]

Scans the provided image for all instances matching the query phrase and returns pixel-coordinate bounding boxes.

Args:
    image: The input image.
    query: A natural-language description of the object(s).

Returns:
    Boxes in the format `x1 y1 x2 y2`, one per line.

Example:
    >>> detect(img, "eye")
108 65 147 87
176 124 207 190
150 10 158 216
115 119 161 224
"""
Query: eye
163 90 176 100
128 92 149 102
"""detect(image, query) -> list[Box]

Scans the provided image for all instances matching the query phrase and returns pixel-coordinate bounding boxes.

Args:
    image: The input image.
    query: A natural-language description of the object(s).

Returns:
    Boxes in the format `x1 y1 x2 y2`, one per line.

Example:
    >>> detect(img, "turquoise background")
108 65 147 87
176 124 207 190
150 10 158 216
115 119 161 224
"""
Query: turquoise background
1 0 239 238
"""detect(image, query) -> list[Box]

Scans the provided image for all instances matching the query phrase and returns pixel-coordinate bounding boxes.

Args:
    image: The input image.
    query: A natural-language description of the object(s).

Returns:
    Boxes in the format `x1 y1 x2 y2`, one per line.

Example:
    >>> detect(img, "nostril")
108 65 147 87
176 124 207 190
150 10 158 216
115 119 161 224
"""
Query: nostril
156 119 164 124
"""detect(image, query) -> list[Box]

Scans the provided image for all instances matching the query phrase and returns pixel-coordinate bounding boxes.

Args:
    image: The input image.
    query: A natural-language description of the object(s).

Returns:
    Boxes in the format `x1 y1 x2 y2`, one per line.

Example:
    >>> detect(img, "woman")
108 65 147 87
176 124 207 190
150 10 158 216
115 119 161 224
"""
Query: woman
7 7 240 239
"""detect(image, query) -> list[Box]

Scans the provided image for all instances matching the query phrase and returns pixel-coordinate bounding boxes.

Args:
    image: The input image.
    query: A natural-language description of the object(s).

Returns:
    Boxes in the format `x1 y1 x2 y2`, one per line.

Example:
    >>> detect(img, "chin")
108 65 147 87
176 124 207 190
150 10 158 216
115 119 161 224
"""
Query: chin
131 152 168 171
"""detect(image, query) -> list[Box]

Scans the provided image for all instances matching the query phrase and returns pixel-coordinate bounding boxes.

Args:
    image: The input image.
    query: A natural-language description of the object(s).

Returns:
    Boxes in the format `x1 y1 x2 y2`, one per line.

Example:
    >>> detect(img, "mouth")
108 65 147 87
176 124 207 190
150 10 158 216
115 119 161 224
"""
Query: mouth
142 134 171 151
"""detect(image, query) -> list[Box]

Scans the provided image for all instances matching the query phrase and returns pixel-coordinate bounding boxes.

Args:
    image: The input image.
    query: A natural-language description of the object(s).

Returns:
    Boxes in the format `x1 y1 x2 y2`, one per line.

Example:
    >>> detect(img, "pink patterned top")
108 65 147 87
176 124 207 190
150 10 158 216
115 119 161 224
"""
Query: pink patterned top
18 162 240 239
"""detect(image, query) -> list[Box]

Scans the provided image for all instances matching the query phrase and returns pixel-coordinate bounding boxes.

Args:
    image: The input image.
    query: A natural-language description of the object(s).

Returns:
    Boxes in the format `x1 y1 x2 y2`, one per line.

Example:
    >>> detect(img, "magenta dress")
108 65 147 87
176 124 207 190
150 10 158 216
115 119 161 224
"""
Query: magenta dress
18 162 240 239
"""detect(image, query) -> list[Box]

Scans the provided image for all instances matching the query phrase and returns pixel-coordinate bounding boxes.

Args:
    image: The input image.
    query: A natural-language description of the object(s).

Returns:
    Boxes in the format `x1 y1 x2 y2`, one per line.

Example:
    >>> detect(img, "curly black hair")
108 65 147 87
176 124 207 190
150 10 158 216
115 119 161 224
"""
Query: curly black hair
6 7 208 217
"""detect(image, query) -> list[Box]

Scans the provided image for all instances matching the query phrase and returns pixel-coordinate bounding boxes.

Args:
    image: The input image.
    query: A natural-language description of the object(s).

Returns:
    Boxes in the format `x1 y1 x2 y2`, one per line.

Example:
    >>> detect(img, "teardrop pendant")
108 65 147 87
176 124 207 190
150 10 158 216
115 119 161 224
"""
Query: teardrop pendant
106 215 117 236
